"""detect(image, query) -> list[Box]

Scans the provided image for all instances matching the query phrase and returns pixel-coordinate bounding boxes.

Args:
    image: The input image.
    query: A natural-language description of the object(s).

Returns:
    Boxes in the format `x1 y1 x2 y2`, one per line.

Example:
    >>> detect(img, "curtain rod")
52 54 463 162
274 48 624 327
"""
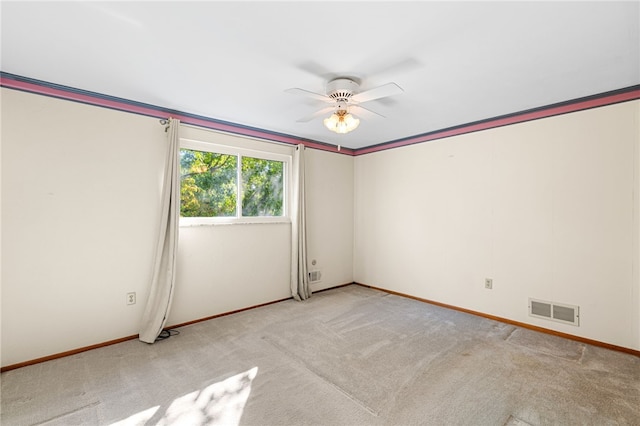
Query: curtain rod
159 118 170 132
158 118 302 150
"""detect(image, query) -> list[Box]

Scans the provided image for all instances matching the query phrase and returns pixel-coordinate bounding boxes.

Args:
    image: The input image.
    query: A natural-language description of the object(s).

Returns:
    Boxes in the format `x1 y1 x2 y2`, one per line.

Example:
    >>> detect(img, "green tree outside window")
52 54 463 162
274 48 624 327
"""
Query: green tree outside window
180 148 284 218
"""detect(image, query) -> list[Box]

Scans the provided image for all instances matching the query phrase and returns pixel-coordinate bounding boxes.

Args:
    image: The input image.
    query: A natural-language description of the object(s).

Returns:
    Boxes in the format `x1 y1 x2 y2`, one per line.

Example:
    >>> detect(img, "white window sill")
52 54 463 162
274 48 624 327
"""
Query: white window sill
179 217 291 227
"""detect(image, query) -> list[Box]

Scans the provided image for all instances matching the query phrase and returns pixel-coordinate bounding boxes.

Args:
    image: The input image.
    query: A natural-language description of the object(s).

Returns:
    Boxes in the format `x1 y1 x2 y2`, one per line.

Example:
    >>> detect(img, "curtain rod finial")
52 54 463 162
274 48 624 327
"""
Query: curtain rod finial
159 118 172 132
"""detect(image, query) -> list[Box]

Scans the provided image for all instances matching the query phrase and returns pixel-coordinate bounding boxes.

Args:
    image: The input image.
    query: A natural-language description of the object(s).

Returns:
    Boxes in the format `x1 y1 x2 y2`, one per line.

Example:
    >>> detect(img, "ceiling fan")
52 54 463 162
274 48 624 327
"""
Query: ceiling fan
286 77 404 134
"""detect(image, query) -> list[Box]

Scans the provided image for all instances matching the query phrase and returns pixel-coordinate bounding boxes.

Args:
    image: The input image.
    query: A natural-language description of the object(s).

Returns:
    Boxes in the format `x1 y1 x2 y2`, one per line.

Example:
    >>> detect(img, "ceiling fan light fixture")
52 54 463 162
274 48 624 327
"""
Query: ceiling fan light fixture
323 110 360 134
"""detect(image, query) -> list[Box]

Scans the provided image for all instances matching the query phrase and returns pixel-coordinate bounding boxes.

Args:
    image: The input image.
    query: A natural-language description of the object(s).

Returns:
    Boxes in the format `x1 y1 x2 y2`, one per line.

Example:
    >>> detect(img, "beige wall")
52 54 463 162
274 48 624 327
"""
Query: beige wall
305 148 354 292
2 87 637 367
1 90 169 367
354 100 640 350
1 89 355 367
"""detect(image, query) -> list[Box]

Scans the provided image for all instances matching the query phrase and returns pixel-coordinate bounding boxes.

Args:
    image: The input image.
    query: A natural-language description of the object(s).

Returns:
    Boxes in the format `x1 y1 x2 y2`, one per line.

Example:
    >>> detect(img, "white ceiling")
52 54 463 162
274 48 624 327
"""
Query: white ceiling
2 1 638 150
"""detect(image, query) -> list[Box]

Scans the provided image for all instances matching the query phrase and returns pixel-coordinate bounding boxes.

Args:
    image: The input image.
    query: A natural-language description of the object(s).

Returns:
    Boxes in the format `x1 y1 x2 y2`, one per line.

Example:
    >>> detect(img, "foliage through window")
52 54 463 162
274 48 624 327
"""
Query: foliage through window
181 150 237 217
241 156 284 216
179 141 287 223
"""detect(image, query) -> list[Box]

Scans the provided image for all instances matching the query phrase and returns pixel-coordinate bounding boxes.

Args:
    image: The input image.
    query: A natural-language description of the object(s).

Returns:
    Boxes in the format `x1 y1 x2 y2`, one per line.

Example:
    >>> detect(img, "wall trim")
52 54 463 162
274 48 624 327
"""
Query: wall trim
3 280 637 371
0 296 289 373
0 283 354 372
1 72 637 158
354 86 640 155
166 283 354 330
356 282 640 357
164 297 293 331
0 335 140 373
0 72 352 156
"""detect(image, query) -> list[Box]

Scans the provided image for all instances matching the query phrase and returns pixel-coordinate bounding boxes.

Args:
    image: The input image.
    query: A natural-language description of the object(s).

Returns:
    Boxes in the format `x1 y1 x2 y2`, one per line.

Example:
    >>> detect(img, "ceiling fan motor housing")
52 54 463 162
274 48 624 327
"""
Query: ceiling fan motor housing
326 78 360 102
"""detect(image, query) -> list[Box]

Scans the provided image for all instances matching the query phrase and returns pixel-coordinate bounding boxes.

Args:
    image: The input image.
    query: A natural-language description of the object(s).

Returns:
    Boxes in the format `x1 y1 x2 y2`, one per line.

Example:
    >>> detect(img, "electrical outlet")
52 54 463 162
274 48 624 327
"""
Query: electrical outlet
485 278 493 289
126 292 136 305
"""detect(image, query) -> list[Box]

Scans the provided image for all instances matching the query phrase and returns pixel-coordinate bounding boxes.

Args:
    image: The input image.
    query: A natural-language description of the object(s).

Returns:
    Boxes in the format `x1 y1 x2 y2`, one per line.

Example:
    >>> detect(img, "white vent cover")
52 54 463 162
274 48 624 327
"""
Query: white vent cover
308 270 322 283
529 298 579 326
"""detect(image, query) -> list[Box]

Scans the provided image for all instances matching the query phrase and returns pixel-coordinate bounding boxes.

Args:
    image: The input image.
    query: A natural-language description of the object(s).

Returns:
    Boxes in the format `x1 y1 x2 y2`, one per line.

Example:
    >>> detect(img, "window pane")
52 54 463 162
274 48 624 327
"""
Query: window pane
241 156 284 217
180 148 237 217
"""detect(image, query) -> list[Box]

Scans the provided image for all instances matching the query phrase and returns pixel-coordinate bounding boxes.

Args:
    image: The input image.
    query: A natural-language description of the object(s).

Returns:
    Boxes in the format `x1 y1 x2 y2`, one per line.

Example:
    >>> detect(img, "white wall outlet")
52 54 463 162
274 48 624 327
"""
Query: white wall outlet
126 292 136 305
485 278 493 289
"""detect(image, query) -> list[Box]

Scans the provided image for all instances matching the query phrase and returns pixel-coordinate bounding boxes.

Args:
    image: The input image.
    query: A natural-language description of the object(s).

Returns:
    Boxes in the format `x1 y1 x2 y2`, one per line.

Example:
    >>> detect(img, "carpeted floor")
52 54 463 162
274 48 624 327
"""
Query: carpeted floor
1 285 639 425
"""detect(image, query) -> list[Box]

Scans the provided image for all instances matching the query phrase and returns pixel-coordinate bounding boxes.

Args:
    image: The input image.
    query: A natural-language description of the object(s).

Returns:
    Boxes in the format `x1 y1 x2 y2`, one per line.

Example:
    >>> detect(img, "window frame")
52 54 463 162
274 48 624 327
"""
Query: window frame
179 138 291 226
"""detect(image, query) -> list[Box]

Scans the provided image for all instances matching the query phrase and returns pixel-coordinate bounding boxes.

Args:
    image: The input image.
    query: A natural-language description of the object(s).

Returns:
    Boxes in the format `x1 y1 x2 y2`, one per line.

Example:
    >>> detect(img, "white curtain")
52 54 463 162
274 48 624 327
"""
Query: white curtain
139 118 181 343
291 144 311 300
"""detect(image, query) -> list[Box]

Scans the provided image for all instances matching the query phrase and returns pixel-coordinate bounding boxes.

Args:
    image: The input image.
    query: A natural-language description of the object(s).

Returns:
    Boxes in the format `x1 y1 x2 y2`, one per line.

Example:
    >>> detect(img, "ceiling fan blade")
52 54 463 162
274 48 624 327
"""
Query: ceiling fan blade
350 104 386 119
351 82 404 103
285 87 332 102
296 106 335 123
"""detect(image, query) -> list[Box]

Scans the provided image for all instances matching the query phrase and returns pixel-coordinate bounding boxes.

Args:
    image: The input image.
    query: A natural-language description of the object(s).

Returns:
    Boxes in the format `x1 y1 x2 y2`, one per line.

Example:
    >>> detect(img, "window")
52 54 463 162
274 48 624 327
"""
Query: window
179 139 289 225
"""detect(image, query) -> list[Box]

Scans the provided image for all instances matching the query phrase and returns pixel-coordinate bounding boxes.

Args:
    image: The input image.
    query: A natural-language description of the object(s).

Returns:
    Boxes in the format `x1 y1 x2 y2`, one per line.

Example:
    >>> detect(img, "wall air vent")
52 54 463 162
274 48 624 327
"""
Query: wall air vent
308 270 322 283
528 298 579 326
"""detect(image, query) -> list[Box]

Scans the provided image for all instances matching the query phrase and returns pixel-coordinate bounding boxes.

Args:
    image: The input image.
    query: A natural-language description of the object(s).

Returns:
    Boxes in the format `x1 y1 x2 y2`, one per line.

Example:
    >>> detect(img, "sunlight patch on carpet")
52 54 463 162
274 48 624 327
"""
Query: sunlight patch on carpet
157 367 258 426
504 414 533 425
110 406 160 425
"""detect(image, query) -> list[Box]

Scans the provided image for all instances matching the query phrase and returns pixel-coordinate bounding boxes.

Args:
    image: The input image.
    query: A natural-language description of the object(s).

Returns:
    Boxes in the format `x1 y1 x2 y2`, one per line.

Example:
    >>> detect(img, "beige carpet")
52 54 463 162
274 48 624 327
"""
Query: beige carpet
1 285 639 425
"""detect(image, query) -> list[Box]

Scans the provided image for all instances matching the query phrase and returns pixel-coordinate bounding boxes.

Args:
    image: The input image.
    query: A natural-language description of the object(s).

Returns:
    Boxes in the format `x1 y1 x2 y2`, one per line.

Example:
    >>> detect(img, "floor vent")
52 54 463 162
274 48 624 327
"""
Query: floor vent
528 298 579 326
308 270 322 283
